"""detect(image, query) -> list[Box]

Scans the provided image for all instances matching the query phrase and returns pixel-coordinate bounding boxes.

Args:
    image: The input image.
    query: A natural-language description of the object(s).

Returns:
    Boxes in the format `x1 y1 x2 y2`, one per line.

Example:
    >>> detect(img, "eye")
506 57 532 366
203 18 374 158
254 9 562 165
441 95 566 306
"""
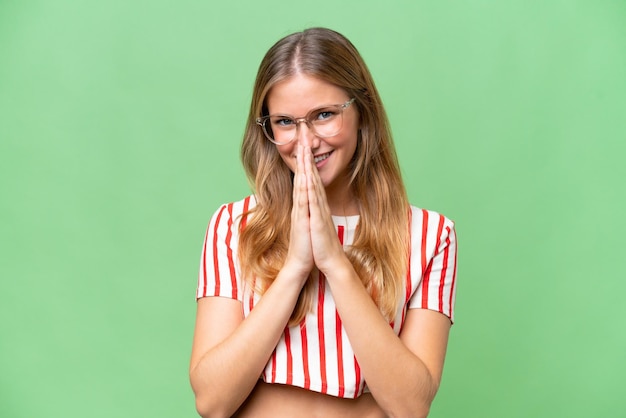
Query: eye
271 117 295 128
313 109 338 121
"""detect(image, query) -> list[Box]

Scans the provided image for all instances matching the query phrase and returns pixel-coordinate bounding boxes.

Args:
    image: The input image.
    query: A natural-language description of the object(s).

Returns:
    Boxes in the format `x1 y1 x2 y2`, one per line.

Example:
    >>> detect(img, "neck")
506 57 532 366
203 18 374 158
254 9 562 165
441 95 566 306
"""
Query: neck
325 186 359 216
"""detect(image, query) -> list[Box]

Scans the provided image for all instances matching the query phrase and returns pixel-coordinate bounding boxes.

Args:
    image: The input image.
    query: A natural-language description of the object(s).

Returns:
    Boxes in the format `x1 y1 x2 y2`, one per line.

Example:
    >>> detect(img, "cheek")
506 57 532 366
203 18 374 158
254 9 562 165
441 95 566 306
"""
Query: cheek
341 127 359 156
343 117 360 150
277 146 296 172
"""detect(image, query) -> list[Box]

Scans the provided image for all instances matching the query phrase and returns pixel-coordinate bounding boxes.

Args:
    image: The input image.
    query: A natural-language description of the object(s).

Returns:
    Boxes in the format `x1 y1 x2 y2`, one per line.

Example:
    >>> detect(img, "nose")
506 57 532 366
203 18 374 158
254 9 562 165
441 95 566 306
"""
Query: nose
295 119 320 148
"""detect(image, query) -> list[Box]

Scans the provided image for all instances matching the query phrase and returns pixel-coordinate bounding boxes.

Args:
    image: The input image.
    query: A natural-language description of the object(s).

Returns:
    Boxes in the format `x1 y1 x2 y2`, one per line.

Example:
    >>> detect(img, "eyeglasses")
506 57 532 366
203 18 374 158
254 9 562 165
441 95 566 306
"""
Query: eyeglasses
256 98 355 145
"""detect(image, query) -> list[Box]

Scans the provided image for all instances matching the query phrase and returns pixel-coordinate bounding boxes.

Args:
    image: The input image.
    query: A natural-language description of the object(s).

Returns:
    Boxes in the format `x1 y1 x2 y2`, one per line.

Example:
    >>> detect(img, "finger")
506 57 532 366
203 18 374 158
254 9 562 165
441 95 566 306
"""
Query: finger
294 145 308 211
304 147 320 208
305 149 333 221
287 145 314 276
306 154 336 238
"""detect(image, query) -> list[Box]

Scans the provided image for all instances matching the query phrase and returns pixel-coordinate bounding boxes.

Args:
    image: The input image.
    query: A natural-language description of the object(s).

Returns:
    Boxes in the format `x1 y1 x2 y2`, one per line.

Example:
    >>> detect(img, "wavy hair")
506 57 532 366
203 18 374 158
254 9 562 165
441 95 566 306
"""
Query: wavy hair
239 28 410 326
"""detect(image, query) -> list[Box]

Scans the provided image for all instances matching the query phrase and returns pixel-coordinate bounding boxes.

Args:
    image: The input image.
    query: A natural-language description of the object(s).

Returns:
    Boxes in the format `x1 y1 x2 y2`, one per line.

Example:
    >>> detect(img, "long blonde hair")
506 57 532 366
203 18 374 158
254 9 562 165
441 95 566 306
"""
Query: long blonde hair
239 28 410 325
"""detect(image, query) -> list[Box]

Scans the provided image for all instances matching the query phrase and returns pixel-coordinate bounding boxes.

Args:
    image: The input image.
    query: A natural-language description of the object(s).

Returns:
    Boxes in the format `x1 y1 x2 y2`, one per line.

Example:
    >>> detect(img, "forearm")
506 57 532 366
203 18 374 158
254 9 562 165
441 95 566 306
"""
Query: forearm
325 261 439 417
190 268 306 418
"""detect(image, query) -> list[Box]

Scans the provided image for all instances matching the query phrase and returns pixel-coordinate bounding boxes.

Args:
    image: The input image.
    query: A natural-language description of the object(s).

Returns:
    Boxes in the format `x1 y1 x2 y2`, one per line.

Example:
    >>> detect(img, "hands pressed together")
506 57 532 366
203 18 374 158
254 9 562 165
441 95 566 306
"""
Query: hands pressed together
285 145 349 283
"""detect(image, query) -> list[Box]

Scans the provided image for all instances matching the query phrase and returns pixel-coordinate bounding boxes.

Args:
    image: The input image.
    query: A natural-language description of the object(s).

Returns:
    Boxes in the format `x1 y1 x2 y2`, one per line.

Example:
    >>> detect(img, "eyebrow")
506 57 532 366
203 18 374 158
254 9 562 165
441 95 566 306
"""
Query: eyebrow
268 102 344 117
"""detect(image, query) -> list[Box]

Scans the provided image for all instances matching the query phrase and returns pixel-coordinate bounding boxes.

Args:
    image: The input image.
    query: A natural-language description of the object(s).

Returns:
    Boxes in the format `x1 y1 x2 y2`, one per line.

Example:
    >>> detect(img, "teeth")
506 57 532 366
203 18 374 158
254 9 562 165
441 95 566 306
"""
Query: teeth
314 152 331 163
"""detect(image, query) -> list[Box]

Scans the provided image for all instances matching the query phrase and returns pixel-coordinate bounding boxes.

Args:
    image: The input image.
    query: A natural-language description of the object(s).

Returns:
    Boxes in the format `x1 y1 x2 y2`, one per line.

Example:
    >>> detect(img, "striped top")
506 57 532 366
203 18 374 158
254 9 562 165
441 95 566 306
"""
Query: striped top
196 195 458 399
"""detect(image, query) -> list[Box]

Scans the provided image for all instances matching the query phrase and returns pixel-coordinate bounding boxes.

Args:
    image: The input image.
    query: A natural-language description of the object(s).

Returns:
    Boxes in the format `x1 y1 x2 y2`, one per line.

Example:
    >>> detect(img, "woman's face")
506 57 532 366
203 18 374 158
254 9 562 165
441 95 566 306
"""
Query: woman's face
266 74 359 196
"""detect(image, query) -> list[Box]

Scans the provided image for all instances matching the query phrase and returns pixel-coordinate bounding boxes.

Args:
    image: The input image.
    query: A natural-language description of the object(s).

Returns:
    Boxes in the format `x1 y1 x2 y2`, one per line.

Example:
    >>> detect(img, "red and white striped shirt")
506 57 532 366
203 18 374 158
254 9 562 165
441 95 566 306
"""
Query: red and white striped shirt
196 195 458 398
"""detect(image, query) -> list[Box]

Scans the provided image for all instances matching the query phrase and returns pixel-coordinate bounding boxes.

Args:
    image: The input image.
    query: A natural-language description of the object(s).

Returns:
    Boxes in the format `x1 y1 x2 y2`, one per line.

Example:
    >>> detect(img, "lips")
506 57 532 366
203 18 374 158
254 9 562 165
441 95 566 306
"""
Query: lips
314 151 332 164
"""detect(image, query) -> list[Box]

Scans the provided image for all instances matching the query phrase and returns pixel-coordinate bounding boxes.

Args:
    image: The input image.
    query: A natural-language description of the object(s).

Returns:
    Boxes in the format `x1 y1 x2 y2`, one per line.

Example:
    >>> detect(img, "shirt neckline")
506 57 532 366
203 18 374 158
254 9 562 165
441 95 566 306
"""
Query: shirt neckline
331 214 360 230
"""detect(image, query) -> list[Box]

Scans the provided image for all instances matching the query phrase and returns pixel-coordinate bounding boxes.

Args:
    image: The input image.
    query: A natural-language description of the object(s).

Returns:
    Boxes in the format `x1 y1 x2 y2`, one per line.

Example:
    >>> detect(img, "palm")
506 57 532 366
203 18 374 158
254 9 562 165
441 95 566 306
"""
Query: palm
284 146 315 277
303 147 346 275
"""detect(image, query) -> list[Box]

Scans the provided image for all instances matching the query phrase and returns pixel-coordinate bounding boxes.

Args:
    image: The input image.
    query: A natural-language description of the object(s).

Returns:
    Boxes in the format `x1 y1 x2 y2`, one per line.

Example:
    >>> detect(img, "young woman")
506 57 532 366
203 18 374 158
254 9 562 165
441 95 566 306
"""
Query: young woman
190 27 458 418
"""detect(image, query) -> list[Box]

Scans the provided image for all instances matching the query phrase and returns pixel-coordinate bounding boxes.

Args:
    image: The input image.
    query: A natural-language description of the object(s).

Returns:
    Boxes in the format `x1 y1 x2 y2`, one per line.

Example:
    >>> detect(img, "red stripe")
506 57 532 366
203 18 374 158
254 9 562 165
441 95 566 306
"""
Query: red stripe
337 225 345 245
352 356 361 399
241 196 250 229
422 215 444 308
420 209 428 277
244 197 253 311
435 216 445 254
438 226 451 313
336 311 345 397
225 203 237 299
249 276 256 312
212 206 227 295
271 350 277 381
448 228 458 319
336 225 345 397
285 328 293 385
420 210 429 307
300 322 310 389
317 272 328 393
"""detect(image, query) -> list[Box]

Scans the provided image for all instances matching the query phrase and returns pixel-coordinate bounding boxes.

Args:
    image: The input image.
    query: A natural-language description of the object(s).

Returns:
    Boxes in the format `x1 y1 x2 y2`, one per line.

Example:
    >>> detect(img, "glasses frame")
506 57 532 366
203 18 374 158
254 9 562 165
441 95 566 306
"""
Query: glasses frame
256 98 356 145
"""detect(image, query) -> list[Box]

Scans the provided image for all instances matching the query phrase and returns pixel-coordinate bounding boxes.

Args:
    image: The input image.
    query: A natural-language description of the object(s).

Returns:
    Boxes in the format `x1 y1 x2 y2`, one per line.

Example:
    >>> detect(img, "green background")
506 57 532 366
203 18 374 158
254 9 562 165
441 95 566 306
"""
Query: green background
1 0 625 417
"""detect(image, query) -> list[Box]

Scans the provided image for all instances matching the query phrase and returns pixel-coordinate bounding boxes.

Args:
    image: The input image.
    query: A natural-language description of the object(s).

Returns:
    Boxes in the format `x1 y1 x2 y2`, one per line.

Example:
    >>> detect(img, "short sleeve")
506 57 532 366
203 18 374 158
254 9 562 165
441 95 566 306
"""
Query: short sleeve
408 209 458 323
196 202 242 301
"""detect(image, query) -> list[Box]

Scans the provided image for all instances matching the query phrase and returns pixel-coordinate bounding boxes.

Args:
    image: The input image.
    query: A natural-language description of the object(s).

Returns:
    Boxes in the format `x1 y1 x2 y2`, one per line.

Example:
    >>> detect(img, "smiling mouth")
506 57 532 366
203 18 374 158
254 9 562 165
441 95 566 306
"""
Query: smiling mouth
314 151 332 164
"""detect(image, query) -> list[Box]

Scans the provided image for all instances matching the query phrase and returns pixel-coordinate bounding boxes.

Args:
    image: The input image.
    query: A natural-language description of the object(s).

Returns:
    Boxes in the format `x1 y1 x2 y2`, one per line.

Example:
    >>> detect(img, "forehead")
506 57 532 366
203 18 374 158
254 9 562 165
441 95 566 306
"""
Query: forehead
266 74 348 115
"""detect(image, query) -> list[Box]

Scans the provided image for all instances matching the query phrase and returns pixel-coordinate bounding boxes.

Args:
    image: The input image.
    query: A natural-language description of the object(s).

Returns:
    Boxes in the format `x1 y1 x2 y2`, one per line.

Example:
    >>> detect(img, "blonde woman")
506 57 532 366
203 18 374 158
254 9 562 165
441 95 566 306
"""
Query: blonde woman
190 27 458 418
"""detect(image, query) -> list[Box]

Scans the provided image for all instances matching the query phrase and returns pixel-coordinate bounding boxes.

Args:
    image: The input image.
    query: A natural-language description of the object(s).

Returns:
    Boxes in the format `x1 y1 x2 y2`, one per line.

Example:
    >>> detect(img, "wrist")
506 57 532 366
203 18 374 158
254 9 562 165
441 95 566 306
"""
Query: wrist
319 255 355 282
279 259 312 286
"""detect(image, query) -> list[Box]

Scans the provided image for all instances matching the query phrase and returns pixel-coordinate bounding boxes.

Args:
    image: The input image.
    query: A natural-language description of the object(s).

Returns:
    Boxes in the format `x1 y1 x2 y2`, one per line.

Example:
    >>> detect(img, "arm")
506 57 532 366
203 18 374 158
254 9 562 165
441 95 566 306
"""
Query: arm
190 147 315 418
189 270 306 418
303 147 455 417
323 269 451 417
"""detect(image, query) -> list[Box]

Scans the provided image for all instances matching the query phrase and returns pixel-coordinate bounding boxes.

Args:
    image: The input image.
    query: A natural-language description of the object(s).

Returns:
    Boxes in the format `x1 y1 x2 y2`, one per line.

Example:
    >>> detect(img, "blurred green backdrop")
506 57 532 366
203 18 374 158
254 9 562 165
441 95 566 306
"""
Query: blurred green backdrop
1 0 625 417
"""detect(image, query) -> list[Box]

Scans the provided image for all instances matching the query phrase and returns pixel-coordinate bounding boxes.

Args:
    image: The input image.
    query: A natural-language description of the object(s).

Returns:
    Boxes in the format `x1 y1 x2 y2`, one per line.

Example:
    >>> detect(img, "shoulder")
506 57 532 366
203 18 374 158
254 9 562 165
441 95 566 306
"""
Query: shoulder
209 195 257 221
408 205 456 247
409 205 455 231
203 195 258 240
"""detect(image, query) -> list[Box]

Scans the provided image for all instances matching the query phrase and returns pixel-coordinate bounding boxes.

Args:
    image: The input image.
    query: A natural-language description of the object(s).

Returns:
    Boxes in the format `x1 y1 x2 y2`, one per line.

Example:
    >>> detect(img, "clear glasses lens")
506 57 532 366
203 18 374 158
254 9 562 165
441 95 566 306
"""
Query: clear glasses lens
258 100 353 145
